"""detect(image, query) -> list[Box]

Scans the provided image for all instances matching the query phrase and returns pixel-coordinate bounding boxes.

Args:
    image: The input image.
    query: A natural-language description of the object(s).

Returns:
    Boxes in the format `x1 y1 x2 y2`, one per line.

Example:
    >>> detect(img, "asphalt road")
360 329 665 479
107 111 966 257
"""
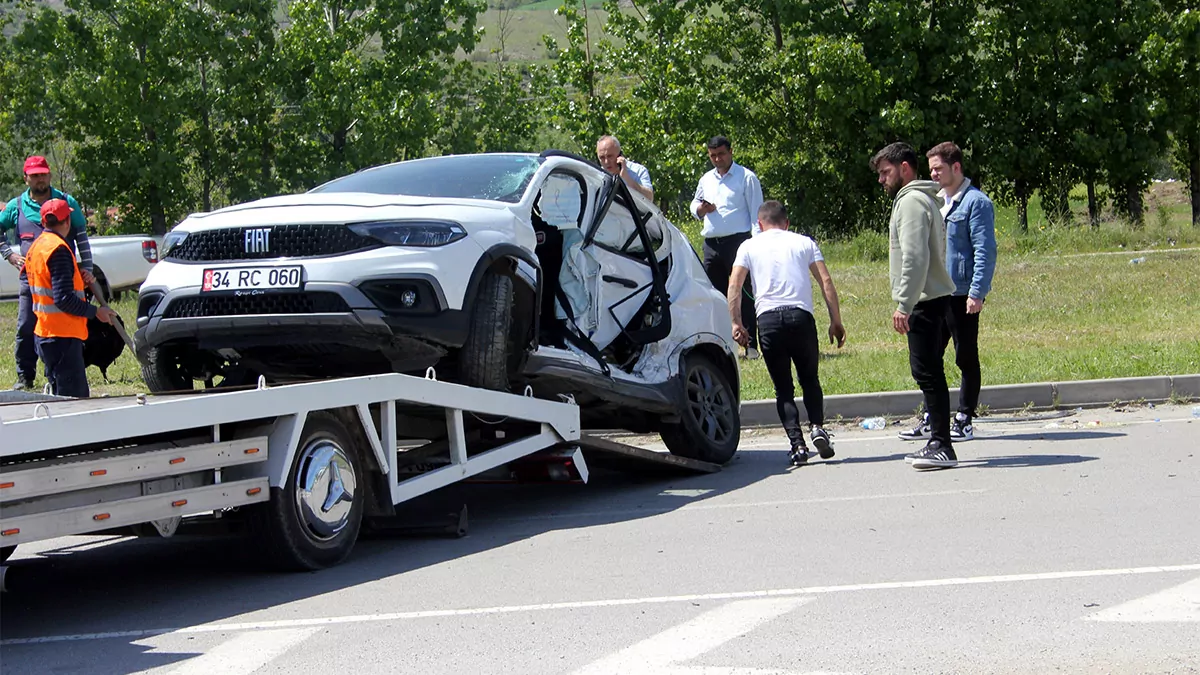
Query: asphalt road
2 404 1198 674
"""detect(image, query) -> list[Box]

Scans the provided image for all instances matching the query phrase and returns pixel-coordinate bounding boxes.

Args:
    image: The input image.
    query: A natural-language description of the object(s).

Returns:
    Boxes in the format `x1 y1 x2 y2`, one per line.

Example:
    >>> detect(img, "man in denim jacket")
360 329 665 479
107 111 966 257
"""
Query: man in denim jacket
924 142 996 441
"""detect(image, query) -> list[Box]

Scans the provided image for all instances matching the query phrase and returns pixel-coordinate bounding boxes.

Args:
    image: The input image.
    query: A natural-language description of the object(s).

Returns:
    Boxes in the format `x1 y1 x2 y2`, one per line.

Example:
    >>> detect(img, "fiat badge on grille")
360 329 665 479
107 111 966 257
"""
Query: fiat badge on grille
244 227 271 254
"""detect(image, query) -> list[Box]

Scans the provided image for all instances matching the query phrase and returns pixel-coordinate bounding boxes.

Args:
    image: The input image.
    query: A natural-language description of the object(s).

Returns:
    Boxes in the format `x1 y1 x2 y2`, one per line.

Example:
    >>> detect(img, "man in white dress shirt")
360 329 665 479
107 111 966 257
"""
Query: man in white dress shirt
596 135 654 202
690 135 764 358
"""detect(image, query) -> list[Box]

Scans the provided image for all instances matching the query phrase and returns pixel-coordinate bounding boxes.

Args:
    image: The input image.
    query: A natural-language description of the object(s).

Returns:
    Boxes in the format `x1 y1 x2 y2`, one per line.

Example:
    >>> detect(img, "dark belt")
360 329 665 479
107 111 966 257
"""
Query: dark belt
761 305 808 315
705 231 751 243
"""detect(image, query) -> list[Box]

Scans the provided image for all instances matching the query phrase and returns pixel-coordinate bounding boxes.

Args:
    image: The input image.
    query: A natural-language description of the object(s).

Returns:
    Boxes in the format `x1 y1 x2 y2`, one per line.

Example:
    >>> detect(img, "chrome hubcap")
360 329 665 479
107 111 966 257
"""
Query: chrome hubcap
293 439 357 541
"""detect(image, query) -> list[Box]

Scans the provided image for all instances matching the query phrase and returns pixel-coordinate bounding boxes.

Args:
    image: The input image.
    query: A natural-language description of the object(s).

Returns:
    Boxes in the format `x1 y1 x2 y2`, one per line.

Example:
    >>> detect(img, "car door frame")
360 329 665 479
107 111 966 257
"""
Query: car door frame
582 173 673 347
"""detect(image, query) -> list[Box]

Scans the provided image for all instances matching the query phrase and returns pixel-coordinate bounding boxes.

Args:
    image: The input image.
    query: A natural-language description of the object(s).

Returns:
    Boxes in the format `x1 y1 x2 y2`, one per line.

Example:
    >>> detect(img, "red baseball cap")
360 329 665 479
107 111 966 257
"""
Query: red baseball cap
24 156 51 175
40 198 73 225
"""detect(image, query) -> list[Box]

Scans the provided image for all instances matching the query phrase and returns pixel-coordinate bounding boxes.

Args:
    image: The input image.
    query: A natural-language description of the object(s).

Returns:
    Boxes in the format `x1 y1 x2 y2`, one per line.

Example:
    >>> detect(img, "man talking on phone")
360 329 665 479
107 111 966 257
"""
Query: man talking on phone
596 135 654 202
690 135 764 359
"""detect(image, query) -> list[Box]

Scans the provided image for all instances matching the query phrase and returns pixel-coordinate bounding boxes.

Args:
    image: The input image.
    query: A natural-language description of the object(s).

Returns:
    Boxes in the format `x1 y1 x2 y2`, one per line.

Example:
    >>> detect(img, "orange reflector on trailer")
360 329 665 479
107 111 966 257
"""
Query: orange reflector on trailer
93 513 110 521
172 499 188 507
0 482 14 489
247 487 262 496
244 448 260 455
90 469 107 477
1 529 18 536
169 458 185 465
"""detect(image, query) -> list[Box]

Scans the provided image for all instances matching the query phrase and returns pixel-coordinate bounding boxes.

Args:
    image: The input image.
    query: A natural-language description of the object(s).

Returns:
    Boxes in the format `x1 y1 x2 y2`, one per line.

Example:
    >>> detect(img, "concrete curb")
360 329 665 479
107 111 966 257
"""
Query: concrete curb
739 374 1200 428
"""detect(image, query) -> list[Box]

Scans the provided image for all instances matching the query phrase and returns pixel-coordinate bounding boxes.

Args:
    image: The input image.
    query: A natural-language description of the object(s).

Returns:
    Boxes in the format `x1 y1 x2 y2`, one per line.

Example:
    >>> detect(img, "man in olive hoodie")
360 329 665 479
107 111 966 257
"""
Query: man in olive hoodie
871 142 958 469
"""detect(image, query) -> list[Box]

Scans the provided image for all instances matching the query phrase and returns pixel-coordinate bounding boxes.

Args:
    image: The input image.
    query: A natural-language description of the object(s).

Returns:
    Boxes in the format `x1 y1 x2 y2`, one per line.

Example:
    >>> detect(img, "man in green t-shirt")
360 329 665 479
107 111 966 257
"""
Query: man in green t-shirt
1 155 94 390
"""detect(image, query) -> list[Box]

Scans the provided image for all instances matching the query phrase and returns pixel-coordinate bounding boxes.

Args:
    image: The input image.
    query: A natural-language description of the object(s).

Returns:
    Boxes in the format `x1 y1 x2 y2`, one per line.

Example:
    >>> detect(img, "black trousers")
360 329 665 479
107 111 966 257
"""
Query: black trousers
942 294 981 418
758 307 823 446
703 232 756 349
35 337 90 398
907 296 952 447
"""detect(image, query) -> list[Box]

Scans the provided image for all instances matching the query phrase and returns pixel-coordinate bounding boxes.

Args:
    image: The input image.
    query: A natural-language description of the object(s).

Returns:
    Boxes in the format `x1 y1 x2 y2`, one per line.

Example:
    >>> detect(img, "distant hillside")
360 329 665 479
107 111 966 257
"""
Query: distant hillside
4 0 607 64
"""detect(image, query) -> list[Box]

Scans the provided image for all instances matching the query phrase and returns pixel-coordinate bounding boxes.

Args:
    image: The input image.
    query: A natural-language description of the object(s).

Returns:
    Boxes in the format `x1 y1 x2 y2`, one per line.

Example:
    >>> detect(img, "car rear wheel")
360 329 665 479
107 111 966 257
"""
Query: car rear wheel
660 353 740 464
459 271 513 392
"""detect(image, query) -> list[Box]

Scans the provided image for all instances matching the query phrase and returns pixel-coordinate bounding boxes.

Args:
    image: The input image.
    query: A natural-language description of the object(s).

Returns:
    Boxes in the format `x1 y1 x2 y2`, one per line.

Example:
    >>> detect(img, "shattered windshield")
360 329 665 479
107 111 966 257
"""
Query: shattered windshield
309 154 543 203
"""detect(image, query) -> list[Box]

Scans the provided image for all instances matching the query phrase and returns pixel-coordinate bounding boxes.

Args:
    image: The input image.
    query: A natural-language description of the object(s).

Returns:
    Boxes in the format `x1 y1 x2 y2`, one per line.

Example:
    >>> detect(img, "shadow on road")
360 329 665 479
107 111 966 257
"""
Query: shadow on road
960 454 1100 468
0 446 789 674
823 453 910 466
987 431 1126 442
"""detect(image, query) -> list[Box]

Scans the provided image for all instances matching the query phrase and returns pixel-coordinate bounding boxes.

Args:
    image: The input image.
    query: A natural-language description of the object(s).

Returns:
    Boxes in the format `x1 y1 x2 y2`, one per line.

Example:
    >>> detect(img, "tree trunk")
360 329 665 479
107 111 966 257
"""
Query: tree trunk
199 59 212 213
1125 183 1144 227
1016 178 1029 232
1191 141 1200 228
1086 180 1099 228
149 184 167 236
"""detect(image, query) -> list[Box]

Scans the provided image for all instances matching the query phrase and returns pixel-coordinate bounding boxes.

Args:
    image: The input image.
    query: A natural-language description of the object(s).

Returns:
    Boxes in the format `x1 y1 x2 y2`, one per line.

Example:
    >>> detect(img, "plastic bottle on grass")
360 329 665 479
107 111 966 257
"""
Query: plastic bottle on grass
861 417 887 430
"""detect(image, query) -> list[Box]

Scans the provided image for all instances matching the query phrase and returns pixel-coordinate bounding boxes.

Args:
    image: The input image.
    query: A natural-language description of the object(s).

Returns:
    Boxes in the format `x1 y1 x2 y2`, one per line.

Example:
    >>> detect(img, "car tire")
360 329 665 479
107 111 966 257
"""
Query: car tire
92 267 111 304
248 411 365 571
459 271 513 392
140 347 193 393
660 353 740 465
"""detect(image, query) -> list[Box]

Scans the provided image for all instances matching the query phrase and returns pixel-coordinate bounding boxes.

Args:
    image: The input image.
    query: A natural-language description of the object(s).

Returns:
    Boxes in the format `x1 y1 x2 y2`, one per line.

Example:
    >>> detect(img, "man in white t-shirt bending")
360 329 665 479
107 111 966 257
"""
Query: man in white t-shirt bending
729 200 847 465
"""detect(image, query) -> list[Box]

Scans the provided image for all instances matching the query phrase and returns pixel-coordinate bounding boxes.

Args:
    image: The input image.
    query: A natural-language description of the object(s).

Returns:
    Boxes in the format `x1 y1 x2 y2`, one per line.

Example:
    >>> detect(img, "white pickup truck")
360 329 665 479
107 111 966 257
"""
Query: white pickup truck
0 232 162 301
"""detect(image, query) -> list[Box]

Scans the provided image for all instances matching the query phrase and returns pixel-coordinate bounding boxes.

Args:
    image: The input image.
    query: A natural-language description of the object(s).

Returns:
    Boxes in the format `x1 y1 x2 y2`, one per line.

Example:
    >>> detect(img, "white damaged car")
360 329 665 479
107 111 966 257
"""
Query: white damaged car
135 151 741 462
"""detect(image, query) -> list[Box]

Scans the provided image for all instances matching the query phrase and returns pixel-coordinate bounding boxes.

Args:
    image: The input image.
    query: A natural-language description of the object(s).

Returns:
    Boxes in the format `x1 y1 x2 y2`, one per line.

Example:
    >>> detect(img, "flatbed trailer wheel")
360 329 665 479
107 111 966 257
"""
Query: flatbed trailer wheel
250 412 365 571
660 353 740 465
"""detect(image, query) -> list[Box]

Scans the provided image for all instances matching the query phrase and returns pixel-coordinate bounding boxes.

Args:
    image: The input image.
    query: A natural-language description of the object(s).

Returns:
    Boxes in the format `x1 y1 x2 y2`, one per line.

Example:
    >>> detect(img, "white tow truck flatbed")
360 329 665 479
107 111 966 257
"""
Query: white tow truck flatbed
0 372 719 585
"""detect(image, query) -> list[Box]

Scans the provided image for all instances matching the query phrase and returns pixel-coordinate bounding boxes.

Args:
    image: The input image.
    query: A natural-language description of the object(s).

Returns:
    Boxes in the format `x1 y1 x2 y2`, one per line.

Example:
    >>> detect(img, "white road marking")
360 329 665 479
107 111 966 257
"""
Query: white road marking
154 628 316 675
485 489 986 524
570 598 810 675
1086 575 1200 623
652 670 853 675
6 562 1200 646
659 489 715 498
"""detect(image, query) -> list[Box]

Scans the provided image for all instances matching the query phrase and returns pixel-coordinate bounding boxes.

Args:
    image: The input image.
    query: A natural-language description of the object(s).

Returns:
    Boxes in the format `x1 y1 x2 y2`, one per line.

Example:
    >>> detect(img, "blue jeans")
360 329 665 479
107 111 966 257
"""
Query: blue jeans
35 337 90 398
15 278 38 384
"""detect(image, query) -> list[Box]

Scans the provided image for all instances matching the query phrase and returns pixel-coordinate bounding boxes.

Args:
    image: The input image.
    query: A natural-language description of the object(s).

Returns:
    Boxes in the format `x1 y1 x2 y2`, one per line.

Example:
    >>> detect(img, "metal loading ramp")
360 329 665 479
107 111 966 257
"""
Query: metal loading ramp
573 434 723 475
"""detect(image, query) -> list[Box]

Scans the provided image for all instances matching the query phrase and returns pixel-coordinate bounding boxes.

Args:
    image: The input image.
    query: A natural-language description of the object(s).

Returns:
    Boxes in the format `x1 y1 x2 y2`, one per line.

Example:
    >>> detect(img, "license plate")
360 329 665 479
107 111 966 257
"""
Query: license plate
201 266 303 293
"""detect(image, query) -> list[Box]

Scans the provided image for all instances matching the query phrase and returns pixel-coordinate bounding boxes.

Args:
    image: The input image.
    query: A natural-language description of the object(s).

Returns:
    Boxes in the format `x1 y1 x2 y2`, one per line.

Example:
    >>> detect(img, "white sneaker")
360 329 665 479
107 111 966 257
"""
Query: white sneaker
744 347 760 360
951 413 974 441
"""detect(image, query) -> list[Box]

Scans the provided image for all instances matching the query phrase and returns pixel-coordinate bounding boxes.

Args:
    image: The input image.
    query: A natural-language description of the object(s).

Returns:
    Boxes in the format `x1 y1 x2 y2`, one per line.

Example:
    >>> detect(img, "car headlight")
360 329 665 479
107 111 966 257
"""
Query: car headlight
347 221 468 247
161 230 189 257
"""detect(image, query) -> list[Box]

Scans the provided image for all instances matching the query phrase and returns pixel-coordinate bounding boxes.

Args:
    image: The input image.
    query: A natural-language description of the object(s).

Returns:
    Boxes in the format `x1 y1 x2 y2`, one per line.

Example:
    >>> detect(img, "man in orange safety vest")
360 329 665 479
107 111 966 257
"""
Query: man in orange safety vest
23 198 116 397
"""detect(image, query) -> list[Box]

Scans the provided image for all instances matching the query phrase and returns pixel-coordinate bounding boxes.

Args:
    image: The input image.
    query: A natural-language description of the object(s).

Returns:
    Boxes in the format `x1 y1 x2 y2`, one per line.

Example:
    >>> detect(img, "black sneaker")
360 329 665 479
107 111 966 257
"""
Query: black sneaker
810 427 835 459
788 444 810 466
910 441 958 469
898 413 931 441
951 413 974 441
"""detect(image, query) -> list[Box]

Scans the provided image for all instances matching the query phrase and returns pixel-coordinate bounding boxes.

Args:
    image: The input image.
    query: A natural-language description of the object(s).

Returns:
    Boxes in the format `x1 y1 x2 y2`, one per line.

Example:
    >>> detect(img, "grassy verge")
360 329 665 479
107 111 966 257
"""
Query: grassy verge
734 249 1200 402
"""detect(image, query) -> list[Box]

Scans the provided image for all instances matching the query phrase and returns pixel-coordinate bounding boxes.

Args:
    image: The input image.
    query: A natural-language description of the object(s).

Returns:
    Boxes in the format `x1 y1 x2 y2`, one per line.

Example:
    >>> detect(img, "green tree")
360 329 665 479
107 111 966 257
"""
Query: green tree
272 0 486 191
1145 0 1200 226
535 0 615 159
22 0 208 234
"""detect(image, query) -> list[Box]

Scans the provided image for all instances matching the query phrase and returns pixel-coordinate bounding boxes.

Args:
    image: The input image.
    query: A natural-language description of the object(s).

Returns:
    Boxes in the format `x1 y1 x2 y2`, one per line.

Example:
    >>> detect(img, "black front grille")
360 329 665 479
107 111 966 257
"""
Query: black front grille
167 224 378 262
163 292 351 319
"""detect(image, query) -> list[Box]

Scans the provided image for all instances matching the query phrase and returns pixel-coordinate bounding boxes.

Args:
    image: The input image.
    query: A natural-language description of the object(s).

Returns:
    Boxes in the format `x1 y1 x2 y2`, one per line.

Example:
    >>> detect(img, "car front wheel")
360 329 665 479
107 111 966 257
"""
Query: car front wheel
458 271 513 392
660 353 740 464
